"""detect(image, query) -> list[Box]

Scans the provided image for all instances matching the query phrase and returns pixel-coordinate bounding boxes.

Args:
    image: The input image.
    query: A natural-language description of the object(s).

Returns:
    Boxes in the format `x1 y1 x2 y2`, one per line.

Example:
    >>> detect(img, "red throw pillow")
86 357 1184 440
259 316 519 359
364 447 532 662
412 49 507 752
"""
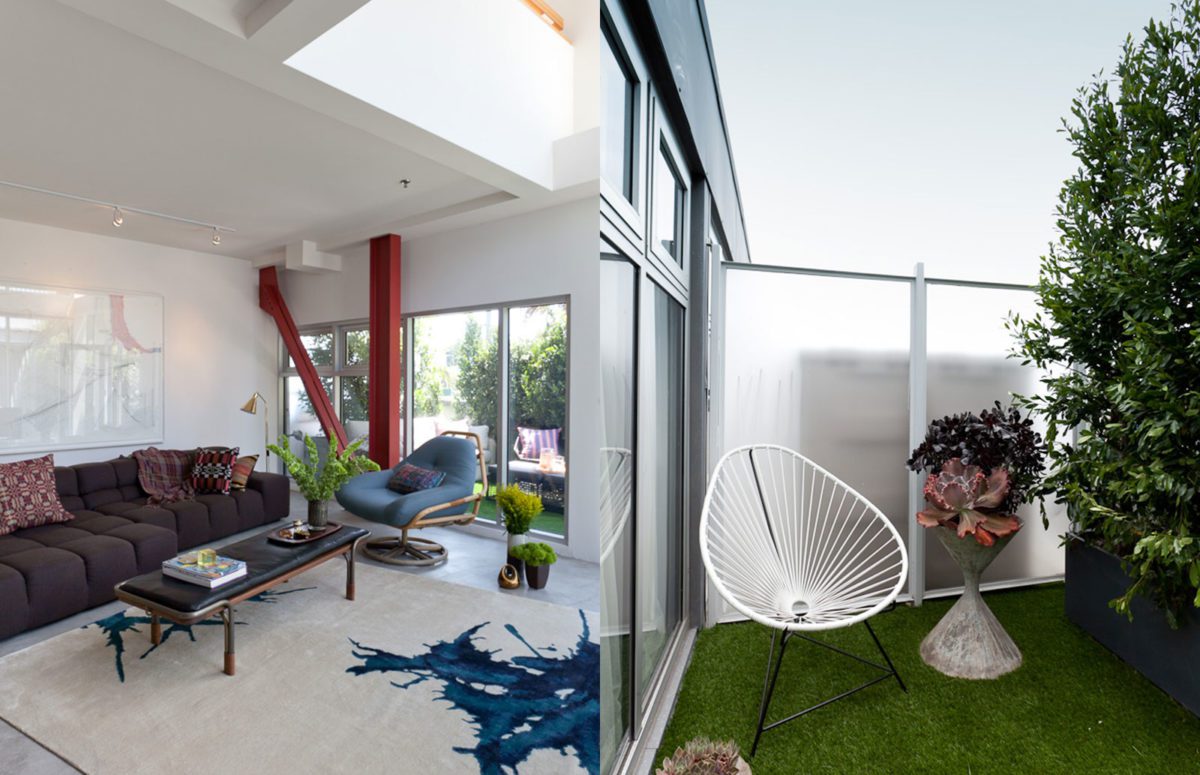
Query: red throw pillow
0 454 73 536
191 447 240 495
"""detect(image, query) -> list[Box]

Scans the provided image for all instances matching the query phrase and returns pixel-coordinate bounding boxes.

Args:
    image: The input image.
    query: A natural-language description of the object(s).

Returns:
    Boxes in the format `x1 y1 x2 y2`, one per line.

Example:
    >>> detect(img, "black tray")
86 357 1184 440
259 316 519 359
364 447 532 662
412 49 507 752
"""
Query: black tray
268 522 344 545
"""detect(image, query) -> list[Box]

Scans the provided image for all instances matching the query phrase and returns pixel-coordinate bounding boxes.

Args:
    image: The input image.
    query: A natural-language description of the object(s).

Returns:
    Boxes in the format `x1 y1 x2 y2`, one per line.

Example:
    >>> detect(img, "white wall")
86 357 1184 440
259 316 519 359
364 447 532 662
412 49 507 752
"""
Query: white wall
281 198 601 562
0 217 277 466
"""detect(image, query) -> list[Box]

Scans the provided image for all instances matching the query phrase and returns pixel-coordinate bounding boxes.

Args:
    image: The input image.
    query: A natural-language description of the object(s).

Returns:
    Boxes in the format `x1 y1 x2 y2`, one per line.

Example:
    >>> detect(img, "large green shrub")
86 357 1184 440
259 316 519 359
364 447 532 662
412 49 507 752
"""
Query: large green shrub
1011 2 1200 624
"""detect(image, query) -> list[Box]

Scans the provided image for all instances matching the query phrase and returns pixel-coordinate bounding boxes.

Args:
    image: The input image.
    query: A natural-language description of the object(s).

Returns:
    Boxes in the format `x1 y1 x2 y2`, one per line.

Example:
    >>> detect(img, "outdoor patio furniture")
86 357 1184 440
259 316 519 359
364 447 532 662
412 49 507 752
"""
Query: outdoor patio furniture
335 431 486 566
699 444 909 755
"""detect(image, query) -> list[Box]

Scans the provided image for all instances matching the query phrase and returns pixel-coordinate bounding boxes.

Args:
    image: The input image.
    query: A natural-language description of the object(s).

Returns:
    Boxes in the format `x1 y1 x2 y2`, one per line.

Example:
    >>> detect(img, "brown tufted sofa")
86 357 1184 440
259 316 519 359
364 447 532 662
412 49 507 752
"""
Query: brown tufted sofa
0 454 290 640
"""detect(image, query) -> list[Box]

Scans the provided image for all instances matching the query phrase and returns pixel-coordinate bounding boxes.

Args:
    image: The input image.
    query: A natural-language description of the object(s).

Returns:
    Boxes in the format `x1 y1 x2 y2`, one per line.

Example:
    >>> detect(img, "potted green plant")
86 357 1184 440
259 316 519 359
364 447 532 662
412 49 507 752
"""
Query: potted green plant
510 542 557 589
1010 3 1200 715
907 404 1045 678
496 484 542 570
267 433 379 528
657 737 751 775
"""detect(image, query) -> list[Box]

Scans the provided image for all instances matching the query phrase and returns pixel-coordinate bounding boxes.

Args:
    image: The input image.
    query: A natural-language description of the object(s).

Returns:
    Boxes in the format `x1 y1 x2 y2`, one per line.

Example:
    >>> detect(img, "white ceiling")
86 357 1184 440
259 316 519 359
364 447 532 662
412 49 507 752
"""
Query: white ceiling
0 0 585 260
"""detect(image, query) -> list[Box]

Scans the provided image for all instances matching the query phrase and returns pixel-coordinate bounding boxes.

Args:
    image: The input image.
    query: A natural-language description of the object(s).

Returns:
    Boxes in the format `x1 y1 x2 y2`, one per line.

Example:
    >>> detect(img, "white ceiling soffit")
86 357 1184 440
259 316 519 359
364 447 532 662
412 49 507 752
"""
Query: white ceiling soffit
0 0 513 258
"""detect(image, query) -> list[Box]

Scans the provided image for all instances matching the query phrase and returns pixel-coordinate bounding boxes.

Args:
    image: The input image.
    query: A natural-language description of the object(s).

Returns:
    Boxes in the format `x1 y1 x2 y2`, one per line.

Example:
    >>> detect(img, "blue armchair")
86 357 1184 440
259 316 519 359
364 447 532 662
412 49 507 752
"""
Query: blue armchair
336 431 486 566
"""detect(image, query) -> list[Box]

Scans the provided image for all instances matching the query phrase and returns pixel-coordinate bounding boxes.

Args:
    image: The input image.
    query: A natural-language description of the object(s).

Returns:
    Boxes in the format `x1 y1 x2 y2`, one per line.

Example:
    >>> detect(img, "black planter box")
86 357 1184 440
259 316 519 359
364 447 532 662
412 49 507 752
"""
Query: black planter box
1065 537 1200 716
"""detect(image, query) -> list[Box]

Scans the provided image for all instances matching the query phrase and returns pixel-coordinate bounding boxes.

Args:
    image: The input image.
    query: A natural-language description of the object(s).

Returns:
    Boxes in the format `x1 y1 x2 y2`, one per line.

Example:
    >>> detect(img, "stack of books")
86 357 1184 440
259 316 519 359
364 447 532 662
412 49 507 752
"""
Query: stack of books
162 553 247 588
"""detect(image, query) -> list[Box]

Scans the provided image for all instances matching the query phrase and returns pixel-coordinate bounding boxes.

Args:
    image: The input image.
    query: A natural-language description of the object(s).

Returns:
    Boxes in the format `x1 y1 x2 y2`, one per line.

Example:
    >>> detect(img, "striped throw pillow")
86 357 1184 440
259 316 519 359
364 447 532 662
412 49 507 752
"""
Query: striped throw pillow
230 455 258 490
514 427 561 462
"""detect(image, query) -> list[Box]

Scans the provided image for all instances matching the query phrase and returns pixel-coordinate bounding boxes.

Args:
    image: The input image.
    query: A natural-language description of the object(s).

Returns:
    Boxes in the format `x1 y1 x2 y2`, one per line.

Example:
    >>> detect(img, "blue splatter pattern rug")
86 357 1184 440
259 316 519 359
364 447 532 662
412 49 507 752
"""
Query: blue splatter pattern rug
0 560 598 774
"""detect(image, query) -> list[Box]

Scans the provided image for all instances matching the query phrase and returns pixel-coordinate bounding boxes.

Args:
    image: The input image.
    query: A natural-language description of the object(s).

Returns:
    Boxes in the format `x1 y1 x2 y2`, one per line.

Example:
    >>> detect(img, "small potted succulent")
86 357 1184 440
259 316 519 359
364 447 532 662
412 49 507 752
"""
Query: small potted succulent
907 403 1045 679
657 737 751 775
496 484 543 571
510 542 557 589
267 433 379 528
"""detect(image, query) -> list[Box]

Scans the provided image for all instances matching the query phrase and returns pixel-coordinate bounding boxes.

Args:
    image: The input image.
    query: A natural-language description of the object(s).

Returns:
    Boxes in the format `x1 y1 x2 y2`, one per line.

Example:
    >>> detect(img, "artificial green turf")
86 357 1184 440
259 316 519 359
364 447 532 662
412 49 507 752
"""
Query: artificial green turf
654 585 1200 774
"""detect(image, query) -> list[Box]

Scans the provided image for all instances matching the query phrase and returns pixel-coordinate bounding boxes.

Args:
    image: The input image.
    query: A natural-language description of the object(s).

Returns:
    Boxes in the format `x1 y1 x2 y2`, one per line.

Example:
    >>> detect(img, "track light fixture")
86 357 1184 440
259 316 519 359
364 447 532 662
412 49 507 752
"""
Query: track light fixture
0 180 235 245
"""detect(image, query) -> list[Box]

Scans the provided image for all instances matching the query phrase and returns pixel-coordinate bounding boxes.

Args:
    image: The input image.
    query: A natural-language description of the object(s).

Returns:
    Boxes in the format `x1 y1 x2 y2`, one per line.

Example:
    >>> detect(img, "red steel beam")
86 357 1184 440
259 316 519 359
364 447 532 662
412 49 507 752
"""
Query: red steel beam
258 266 348 452
368 234 402 468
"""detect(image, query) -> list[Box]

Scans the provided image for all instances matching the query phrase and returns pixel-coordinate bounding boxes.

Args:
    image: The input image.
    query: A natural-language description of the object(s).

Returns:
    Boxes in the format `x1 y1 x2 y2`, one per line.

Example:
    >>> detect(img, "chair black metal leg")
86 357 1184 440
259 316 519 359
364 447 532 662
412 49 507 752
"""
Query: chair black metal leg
751 629 790 757
749 620 906 756
865 619 906 693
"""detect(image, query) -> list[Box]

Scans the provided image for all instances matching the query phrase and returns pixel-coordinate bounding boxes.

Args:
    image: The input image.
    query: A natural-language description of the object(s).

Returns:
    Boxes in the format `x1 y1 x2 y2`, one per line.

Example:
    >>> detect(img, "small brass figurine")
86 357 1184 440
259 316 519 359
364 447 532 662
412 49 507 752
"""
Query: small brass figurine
498 564 521 589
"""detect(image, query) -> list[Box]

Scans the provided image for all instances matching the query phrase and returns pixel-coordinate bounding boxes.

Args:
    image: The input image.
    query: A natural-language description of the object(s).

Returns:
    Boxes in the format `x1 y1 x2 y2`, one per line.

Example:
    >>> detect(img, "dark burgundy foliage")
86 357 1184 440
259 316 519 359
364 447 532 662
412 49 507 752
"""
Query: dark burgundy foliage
906 402 1047 514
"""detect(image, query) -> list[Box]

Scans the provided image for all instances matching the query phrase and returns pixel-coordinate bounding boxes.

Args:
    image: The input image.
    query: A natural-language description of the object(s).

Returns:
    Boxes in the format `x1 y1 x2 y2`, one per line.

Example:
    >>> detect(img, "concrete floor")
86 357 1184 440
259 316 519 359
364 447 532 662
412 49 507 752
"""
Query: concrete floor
0 492 599 774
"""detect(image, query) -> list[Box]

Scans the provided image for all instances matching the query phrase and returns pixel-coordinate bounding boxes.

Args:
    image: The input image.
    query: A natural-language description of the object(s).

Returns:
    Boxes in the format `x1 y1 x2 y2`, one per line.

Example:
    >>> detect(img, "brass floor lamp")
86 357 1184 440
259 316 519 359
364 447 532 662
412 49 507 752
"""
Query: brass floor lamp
240 391 269 458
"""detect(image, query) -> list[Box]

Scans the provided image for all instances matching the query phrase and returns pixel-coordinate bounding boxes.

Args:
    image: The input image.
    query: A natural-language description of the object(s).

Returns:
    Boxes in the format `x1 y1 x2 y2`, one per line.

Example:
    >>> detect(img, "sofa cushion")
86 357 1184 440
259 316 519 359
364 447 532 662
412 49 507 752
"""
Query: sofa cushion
229 489 266 530
0 537 44 559
195 494 239 539
57 535 138 607
71 513 134 534
0 454 74 535
162 500 211 548
101 523 176 573
117 505 176 532
191 448 239 495
0 547 87 629
0 563 29 639
14 525 93 547
74 462 117 495
230 455 258 491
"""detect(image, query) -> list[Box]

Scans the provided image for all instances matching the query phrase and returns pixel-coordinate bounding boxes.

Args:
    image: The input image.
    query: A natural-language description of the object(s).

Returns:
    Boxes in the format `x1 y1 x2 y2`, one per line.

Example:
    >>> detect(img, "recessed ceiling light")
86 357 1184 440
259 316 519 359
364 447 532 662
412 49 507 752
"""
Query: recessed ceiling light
112 207 124 227
398 179 411 189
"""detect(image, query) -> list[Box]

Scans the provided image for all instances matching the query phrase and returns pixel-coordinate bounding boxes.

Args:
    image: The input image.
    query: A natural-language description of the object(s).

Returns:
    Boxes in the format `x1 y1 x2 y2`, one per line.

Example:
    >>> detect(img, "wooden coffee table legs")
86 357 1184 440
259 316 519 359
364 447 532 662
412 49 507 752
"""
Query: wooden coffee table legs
150 614 161 646
345 545 356 601
222 606 235 676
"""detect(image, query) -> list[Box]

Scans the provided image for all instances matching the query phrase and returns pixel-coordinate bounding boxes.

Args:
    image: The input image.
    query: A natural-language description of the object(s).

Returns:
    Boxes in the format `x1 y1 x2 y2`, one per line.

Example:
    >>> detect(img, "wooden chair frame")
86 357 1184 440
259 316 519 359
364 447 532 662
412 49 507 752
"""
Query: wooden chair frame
362 430 488 567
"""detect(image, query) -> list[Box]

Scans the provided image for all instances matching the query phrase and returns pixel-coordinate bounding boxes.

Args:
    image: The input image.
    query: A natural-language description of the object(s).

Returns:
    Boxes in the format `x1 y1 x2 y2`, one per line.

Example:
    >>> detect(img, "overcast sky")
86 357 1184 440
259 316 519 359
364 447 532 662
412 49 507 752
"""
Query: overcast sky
705 1 1172 284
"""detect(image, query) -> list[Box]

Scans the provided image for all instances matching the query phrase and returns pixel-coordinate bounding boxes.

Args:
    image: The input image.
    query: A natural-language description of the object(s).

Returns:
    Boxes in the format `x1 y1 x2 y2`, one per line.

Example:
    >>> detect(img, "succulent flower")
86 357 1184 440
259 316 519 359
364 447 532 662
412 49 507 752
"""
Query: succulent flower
917 458 1021 546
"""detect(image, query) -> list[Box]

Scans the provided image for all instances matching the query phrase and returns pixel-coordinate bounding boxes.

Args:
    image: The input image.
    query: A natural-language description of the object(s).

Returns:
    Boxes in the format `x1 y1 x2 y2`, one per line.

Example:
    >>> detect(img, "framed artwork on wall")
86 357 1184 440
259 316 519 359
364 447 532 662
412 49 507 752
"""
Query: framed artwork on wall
0 279 164 453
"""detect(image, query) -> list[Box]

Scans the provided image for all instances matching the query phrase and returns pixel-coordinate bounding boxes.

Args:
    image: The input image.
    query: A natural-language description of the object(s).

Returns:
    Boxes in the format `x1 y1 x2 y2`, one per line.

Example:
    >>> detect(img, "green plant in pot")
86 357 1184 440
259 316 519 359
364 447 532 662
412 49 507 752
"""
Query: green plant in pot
509 542 557 590
907 404 1046 679
267 433 379 528
1009 1 1200 629
496 484 542 570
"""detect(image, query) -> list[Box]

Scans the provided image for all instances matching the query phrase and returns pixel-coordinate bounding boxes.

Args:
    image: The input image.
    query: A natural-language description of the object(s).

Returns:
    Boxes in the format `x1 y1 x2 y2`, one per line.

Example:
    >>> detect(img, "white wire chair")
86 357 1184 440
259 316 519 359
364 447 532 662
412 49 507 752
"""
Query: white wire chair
700 444 909 755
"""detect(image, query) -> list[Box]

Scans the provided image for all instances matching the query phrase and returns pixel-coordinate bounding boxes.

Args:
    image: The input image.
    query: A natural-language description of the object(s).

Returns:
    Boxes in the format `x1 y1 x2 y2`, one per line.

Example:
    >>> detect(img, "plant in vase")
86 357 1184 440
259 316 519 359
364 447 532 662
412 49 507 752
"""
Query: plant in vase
267 434 379 528
907 404 1045 679
510 542 557 590
657 737 751 775
496 484 542 571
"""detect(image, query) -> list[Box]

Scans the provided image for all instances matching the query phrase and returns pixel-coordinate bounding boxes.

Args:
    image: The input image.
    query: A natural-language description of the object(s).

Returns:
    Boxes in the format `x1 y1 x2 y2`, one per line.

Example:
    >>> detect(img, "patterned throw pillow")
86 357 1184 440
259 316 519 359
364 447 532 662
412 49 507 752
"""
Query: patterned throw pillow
0 454 73 536
191 447 240 495
387 463 446 494
514 426 561 461
133 447 197 504
230 454 258 491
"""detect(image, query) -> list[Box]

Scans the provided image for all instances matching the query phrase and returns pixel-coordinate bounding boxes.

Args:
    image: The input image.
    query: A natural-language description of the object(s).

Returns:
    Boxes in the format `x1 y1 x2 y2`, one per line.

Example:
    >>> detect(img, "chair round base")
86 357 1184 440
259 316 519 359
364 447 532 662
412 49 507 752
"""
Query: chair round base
361 535 448 567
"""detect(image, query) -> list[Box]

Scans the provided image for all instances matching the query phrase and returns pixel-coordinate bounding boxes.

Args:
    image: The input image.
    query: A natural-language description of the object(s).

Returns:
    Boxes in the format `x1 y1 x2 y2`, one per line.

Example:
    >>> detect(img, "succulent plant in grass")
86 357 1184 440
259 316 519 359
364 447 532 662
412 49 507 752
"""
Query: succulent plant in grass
657 738 748 775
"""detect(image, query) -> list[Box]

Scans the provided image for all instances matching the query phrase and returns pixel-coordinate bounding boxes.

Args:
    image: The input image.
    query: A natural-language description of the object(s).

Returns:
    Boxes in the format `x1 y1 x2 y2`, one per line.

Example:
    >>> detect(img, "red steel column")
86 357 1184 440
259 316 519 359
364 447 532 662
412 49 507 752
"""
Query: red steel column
259 266 348 451
368 234 402 468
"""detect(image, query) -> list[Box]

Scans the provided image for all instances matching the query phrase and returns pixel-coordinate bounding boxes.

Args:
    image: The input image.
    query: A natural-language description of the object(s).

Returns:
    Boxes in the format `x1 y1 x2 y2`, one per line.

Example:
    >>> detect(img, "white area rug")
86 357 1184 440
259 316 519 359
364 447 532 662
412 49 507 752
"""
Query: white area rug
0 561 598 775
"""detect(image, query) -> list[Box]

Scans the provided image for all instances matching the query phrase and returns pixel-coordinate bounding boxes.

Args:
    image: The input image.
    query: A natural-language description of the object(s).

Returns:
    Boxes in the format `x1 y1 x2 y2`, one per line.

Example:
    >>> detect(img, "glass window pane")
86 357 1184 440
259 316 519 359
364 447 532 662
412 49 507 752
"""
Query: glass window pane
602 28 634 200
653 141 684 264
412 311 499 519
721 271 911 616
340 375 369 442
638 283 684 696
288 330 333 369
599 252 635 771
507 303 568 537
925 284 1068 591
284 375 334 466
344 328 369 367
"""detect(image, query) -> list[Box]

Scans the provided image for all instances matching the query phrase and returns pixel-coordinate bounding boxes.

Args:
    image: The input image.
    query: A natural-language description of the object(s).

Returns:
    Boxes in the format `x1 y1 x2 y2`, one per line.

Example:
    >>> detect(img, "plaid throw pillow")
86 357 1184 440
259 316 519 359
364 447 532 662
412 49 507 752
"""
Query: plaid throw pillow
230 454 258 490
387 463 446 494
192 447 240 495
0 454 73 536
133 447 196 504
514 426 561 461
